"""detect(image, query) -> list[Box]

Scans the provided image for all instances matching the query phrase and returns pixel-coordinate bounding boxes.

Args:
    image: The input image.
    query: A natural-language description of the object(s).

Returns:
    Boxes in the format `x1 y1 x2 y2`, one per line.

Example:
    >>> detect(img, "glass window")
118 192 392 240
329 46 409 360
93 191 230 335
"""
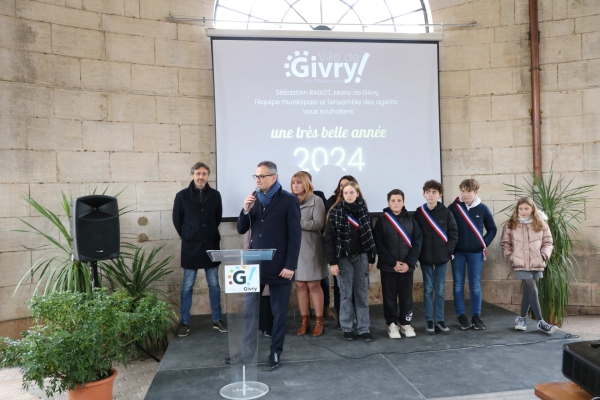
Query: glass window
214 0 431 33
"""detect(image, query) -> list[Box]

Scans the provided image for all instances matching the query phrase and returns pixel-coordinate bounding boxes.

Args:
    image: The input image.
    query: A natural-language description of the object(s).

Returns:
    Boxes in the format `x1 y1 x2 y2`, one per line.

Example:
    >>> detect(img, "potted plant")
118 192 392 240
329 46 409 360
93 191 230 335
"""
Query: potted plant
500 169 596 326
0 288 174 399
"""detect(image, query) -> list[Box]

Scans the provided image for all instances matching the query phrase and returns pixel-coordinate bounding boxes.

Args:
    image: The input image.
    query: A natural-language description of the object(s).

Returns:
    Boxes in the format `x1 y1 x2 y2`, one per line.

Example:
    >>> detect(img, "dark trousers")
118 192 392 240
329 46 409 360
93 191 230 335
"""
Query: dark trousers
259 285 273 334
268 283 292 355
320 276 331 308
381 269 414 326
242 282 292 358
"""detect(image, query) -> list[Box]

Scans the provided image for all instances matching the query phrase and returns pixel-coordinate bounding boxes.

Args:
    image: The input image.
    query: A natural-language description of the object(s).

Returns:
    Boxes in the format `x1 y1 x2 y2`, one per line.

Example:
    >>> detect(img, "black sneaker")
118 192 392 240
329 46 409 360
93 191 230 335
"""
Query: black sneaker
471 315 486 330
457 314 472 329
426 320 435 335
360 332 373 342
537 320 558 335
176 323 190 337
213 320 228 333
266 353 280 371
435 321 451 334
261 330 271 337
343 331 354 341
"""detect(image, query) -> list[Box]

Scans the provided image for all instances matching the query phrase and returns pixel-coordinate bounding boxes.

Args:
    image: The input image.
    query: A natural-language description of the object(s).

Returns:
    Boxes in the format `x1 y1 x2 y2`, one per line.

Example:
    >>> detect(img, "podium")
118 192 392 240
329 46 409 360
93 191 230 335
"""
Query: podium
207 249 276 400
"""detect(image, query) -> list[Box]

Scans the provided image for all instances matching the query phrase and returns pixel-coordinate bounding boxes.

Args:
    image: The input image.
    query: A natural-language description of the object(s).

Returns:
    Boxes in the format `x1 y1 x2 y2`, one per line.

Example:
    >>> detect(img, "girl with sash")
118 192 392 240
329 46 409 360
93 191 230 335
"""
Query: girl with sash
448 179 497 331
500 196 557 334
373 189 423 339
413 180 458 335
325 181 377 341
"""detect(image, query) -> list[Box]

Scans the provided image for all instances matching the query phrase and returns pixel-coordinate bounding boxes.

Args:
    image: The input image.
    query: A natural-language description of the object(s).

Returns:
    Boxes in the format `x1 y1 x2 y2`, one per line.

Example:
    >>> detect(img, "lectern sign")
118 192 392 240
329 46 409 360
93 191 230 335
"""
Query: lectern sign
226 265 260 293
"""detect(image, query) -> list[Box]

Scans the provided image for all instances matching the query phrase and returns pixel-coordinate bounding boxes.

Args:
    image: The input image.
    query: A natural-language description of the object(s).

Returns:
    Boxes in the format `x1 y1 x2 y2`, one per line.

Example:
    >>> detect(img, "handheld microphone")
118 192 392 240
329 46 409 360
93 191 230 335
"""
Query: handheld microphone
253 187 260 196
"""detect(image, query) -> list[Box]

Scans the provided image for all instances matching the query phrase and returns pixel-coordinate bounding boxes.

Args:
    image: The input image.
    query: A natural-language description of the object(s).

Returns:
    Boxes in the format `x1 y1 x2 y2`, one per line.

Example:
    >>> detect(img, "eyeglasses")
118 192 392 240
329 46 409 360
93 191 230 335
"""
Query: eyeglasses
253 174 275 181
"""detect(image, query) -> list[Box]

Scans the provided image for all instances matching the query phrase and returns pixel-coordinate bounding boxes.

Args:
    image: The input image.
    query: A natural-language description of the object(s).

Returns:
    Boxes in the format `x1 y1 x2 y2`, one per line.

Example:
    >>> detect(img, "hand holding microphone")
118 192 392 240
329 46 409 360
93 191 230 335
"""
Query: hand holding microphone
243 187 259 213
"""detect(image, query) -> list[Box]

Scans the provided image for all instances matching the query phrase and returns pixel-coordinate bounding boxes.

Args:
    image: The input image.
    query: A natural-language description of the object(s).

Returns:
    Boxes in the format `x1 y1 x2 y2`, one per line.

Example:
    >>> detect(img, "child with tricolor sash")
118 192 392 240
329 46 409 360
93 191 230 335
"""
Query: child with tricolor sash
448 179 497 330
413 180 458 335
373 189 422 339
325 181 377 341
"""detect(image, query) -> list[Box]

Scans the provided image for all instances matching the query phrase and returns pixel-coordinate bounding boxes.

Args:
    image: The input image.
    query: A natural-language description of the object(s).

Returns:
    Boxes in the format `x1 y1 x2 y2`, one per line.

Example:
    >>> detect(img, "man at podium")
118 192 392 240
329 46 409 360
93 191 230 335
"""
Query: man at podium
237 160 302 370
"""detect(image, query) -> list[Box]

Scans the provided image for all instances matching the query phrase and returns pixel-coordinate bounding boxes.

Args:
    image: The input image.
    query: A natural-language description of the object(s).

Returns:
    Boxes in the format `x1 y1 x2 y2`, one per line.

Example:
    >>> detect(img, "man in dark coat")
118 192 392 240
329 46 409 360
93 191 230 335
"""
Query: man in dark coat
173 162 227 337
236 160 301 371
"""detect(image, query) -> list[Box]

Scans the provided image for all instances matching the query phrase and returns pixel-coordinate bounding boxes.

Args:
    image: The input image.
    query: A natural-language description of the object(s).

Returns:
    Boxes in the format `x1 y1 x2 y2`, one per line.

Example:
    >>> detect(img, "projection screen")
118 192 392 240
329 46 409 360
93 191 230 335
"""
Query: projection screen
212 38 441 219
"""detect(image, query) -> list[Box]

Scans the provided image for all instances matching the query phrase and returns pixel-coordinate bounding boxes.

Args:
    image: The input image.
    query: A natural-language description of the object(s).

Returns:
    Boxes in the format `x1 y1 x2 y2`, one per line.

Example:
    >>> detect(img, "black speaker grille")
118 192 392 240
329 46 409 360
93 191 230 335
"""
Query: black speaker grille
562 344 600 396
78 221 119 258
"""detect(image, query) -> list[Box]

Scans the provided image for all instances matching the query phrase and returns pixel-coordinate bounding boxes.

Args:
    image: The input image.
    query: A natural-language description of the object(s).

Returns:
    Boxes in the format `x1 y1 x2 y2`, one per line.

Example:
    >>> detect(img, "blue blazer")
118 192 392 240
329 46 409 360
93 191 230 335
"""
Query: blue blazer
237 187 302 285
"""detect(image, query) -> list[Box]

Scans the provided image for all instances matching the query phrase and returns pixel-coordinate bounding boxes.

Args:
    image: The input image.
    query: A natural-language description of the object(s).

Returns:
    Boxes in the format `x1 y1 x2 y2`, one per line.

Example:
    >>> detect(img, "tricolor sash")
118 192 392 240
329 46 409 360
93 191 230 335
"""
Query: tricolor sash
419 204 448 243
454 197 487 259
347 214 360 229
383 211 412 248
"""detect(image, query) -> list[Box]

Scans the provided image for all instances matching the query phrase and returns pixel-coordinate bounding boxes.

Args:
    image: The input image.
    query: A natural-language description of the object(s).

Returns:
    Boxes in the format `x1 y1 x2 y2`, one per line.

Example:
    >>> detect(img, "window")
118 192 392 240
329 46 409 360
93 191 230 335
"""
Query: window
213 0 432 33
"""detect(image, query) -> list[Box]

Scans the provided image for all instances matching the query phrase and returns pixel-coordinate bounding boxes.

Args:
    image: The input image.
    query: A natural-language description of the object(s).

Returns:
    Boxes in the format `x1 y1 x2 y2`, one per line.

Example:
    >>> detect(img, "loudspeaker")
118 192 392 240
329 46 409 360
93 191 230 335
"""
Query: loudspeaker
70 195 120 262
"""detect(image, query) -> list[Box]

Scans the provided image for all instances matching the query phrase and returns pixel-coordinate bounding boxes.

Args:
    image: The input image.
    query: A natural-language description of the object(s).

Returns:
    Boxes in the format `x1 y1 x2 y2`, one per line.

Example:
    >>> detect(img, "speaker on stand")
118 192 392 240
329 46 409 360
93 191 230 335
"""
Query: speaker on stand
69 195 120 288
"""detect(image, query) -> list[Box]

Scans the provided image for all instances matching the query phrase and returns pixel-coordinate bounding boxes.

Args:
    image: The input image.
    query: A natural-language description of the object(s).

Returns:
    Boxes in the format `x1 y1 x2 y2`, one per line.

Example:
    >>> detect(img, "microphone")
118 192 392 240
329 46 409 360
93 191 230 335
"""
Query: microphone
254 187 260 195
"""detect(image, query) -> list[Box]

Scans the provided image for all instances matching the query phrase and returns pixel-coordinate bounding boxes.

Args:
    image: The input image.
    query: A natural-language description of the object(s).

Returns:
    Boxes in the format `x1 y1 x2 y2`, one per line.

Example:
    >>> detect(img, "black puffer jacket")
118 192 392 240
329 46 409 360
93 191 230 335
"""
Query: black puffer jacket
373 207 422 273
173 181 222 270
413 202 458 265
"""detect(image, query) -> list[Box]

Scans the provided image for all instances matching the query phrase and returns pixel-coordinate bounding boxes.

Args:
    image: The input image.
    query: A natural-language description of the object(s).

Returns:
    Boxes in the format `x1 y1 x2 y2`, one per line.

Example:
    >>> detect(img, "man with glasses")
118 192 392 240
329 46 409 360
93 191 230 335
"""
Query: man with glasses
173 162 227 337
236 161 301 370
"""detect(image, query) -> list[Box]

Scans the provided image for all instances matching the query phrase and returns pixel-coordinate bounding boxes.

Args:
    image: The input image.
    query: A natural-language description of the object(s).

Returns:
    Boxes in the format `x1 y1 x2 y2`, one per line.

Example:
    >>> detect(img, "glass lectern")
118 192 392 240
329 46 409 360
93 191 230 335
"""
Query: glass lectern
207 249 276 400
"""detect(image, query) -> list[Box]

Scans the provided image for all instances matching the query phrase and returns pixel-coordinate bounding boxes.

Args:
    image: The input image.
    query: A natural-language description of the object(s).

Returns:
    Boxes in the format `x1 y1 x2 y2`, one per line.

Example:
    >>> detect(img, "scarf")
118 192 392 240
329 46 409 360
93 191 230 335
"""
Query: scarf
257 179 281 207
518 217 532 224
328 198 376 260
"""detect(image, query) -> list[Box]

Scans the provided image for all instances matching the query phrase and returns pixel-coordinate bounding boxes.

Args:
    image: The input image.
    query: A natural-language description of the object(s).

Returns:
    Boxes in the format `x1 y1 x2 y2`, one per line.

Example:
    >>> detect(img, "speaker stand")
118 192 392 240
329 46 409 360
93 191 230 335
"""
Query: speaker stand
89 260 100 288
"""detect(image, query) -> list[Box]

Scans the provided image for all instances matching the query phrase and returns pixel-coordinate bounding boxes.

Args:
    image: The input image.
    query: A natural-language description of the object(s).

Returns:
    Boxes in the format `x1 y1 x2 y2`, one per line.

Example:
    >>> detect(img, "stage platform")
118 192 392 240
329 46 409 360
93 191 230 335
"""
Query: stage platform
146 301 576 400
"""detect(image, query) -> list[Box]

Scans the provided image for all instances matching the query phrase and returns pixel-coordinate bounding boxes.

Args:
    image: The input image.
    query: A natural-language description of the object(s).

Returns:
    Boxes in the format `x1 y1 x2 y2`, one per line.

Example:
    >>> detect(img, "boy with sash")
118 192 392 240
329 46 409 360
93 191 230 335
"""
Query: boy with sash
373 189 422 339
413 180 458 335
448 179 497 330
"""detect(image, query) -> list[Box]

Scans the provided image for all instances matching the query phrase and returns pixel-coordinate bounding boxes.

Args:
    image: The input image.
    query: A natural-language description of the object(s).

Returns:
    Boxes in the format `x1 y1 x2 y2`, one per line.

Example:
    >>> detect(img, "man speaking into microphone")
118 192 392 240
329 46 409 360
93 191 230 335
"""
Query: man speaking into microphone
237 160 301 371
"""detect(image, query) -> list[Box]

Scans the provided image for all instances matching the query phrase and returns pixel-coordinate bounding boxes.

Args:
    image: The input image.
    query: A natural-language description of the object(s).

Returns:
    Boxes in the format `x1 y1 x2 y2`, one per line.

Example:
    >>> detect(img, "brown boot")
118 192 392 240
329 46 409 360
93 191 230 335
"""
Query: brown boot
324 306 336 320
297 315 310 336
313 316 325 337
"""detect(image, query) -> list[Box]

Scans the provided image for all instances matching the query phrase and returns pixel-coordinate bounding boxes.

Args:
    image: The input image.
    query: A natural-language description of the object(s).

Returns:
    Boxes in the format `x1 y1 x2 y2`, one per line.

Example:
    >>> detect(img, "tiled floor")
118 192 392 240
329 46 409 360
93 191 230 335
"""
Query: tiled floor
1 313 599 399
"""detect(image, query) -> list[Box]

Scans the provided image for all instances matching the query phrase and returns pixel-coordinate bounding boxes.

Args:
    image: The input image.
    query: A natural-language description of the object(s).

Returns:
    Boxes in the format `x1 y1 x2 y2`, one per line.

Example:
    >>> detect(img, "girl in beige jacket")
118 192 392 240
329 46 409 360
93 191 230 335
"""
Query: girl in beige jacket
500 196 557 334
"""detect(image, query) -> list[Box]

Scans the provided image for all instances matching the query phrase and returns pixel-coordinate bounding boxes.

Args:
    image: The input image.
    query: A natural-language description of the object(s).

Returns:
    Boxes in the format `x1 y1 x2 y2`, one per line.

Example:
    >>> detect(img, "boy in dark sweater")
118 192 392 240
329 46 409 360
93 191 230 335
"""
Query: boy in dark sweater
413 180 458 335
373 189 422 339
448 179 497 330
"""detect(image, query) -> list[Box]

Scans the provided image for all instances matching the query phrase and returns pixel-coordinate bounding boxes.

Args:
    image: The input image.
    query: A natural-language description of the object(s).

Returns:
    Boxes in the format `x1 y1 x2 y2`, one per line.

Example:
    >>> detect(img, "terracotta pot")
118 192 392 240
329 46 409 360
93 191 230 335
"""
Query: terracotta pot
68 368 118 400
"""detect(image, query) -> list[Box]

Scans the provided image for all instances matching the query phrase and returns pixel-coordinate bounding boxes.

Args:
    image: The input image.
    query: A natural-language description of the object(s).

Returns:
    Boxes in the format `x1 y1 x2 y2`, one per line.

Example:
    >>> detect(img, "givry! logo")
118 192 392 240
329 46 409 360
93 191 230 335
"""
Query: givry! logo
284 51 370 83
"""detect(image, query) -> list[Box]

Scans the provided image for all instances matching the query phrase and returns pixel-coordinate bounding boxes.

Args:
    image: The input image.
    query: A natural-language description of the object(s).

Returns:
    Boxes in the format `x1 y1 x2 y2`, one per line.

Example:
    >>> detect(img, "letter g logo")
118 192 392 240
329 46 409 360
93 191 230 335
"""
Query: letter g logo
233 270 246 285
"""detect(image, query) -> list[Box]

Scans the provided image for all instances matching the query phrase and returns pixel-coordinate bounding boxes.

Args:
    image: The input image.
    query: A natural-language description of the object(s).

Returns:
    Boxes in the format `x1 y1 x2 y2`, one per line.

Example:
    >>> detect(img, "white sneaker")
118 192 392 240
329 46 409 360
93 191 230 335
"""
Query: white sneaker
515 316 527 331
388 323 401 339
400 325 416 338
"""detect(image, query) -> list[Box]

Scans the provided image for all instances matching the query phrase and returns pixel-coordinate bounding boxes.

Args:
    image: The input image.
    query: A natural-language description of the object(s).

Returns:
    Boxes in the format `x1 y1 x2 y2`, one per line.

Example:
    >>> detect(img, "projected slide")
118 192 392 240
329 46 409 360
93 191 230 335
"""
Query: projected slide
213 39 441 218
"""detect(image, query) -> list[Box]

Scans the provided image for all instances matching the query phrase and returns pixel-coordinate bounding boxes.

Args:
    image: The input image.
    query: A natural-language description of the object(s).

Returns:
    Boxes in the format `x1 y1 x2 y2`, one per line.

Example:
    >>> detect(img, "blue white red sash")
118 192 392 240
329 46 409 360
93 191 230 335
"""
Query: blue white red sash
454 197 487 259
419 204 448 243
383 211 412 248
347 214 360 229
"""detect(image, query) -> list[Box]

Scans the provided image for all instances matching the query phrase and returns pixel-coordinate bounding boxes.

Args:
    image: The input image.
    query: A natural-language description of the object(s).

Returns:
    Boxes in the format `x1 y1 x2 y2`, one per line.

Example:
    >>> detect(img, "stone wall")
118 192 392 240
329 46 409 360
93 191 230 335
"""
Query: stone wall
1 0 599 336
428 0 600 314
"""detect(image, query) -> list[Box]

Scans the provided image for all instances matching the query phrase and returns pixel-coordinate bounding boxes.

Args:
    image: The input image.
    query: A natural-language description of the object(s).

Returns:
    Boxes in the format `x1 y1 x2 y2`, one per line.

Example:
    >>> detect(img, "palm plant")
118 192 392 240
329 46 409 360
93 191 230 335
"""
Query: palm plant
100 244 174 301
499 169 596 326
14 189 133 295
100 244 175 351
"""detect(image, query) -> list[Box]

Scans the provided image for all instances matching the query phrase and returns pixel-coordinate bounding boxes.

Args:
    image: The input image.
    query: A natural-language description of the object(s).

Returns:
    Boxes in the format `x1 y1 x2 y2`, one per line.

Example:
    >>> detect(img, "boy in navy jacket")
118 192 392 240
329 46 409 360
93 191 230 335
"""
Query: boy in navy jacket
448 179 497 331
413 180 458 335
